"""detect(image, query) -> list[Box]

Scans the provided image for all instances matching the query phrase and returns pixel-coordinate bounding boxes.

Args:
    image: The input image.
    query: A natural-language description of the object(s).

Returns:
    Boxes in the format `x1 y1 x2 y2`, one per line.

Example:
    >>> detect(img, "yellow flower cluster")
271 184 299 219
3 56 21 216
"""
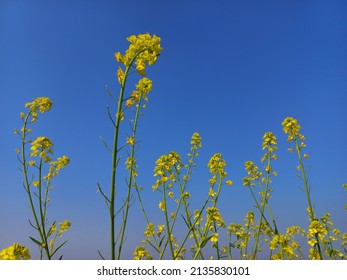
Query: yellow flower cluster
48 220 71 240
126 77 153 108
133 246 153 260
190 132 202 150
158 200 166 212
207 153 230 186
45 155 70 180
153 152 182 189
144 223 155 238
29 136 70 182
282 117 305 143
57 220 71 237
125 156 138 178
24 97 52 123
115 33 162 76
0 243 31 260
206 206 225 228
243 161 262 186
228 223 248 251
143 223 165 240
228 212 255 253
30 136 54 161
307 220 328 247
269 226 304 260
207 153 227 177
261 132 278 163
309 248 321 260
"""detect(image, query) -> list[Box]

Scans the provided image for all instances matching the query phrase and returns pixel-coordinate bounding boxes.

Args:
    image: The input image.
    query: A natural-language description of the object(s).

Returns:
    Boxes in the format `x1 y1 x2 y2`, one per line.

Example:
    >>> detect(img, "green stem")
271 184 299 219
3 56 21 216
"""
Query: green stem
162 184 175 259
294 138 323 260
109 50 147 260
21 115 49 259
109 63 132 260
37 157 51 259
116 93 143 259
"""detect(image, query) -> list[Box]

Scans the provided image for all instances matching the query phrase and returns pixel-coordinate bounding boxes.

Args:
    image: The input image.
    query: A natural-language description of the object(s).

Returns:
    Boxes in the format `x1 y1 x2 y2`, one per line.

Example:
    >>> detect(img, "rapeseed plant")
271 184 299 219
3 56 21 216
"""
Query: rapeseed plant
282 117 346 259
242 132 279 259
97 33 162 260
13 97 70 260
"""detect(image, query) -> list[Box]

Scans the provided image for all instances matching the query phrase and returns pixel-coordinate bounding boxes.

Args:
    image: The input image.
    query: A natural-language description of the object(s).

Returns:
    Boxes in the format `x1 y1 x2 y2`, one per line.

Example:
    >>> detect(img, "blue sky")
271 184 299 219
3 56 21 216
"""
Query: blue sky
1 0 346 259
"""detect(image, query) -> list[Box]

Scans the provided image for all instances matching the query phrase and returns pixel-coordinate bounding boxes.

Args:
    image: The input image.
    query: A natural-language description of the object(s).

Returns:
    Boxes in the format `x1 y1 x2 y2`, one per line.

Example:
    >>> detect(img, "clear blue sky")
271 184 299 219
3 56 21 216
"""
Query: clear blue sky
1 0 346 259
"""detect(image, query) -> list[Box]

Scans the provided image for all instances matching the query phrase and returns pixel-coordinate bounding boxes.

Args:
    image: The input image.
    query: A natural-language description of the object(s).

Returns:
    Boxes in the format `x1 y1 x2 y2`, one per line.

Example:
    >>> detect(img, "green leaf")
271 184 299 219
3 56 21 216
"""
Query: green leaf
51 240 68 258
30 236 44 247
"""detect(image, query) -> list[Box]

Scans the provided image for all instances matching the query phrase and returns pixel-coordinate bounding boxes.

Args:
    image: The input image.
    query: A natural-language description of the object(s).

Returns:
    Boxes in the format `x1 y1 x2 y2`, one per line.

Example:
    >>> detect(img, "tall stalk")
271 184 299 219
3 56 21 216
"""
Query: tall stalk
98 34 162 259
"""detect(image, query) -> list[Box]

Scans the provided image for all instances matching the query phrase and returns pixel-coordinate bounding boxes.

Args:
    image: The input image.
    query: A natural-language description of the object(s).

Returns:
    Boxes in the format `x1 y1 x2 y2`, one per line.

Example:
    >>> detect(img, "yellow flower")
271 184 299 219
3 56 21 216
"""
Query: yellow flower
157 224 165 235
116 111 124 121
209 175 217 185
126 136 135 145
125 98 135 107
159 201 166 211
181 192 190 199
210 232 219 243
114 52 123 63
307 239 317 246
32 181 39 187
48 222 57 235
0 243 31 260
58 220 71 237
208 188 216 197
226 180 233 186
117 67 125 85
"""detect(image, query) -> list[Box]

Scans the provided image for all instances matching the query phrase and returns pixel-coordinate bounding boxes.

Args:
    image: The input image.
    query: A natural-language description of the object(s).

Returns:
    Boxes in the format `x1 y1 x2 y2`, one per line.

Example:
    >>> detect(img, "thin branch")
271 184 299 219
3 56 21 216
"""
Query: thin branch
97 183 111 207
106 105 116 127
99 136 112 154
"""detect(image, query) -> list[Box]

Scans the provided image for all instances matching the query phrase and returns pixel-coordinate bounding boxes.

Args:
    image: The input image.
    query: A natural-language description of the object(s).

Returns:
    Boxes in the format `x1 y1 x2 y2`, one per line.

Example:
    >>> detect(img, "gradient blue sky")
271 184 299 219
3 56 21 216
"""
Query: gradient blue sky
1 0 346 259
